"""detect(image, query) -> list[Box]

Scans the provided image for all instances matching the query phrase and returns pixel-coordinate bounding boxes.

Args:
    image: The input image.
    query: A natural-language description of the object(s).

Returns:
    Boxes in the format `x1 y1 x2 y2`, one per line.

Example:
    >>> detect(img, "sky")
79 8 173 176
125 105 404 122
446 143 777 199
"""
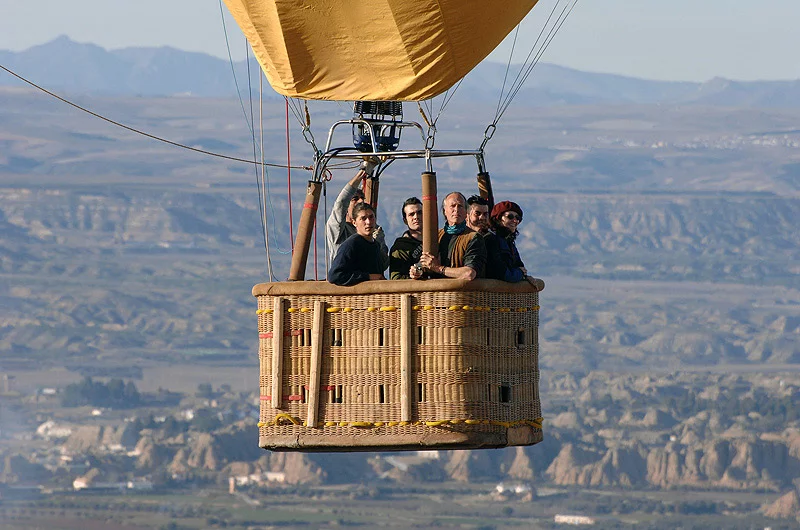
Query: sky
1 0 798 82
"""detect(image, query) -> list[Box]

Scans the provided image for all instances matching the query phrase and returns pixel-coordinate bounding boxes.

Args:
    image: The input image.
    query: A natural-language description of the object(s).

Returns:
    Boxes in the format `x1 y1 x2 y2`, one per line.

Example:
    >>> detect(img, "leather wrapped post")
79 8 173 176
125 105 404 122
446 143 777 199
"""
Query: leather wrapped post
421 171 439 257
477 171 495 211
364 177 380 214
288 180 322 281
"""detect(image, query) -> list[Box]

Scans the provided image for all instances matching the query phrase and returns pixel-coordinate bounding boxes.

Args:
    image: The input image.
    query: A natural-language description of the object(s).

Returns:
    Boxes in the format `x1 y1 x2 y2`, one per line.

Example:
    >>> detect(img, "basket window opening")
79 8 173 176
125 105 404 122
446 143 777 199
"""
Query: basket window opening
486 328 491 346
516 329 525 347
334 385 344 404
378 328 385 347
302 386 308 404
379 384 387 404
500 384 512 403
418 383 425 402
330 328 343 347
417 326 424 345
298 328 312 346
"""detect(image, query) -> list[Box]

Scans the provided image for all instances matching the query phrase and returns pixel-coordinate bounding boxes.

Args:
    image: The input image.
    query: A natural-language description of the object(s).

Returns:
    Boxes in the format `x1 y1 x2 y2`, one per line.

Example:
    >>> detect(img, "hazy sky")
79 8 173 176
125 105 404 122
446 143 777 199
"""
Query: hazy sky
1 0 798 82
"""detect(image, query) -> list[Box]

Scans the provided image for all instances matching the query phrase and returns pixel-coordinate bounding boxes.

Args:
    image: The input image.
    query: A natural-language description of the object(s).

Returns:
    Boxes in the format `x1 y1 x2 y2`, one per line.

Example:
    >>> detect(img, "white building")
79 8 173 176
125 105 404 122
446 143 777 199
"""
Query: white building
36 420 73 439
554 514 596 525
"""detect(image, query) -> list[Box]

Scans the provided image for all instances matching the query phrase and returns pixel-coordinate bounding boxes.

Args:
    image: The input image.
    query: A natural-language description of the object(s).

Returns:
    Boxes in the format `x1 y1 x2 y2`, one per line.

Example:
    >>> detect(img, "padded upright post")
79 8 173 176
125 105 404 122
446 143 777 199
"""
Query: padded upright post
364 177 380 215
477 172 495 211
421 172 439 257
289 180 322 281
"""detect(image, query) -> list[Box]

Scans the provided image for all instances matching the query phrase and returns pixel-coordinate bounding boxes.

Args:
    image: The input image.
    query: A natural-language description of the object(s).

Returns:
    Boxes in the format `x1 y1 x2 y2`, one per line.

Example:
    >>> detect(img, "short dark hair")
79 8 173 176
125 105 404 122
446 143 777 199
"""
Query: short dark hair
351 201 375 219
467 194 489 207
351 189 366 202
401 197 422 224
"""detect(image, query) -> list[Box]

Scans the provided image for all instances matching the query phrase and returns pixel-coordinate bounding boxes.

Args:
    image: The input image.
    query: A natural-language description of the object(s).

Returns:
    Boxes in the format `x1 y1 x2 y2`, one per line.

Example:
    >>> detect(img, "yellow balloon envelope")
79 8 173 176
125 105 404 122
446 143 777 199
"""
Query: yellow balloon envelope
223 0 538 101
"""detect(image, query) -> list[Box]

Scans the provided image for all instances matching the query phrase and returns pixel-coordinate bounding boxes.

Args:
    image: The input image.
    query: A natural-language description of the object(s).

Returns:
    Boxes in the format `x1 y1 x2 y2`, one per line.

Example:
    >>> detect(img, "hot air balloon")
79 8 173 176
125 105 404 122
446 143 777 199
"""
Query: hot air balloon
224 0 552 451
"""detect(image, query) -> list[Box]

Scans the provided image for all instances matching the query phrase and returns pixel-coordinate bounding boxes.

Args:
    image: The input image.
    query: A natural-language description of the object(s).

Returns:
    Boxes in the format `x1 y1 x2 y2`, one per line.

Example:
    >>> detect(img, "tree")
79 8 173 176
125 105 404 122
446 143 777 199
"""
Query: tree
196 383 213 398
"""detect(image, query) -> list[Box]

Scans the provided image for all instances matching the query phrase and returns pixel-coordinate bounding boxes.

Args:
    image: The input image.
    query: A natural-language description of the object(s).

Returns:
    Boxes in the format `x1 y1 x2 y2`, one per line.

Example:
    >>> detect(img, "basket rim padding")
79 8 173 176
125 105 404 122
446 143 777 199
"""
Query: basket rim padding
253 277 545 297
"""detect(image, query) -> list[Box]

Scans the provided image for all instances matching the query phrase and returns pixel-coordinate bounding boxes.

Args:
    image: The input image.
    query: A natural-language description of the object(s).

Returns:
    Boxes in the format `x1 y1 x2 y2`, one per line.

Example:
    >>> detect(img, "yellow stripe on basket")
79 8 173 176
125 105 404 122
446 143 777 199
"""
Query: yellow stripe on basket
260 416 544 430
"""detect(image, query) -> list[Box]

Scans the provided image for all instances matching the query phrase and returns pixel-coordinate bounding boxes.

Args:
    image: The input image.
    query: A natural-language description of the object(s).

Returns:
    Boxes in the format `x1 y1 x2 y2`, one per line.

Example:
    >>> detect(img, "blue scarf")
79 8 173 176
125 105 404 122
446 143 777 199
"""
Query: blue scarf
444 221 467 235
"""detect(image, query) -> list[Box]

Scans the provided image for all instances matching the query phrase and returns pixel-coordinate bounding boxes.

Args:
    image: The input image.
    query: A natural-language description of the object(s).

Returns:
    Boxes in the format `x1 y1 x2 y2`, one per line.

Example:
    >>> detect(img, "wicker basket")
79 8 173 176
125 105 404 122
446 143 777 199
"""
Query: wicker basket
252 278 544 452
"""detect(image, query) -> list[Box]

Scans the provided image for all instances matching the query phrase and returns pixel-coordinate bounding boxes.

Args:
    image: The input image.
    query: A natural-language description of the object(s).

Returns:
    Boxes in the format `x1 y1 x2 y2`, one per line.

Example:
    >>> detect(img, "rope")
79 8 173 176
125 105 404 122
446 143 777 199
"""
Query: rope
258 71 275 281
286 99 295 251
494 0 580 124
244 41 274 279
313 214 318 281
495 25 521 120
219 3 290 262
323 180 329 276
218 0 254 137
0 63 310 171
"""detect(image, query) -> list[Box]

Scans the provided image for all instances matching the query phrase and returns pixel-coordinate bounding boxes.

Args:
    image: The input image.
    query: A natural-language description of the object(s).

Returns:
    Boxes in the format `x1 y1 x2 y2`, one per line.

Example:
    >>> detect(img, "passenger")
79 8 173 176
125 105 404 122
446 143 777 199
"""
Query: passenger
325 159 389 270
389 197 424 279
328 203 387 286
489 200 527 282
467 194 505 281
466 194 490 235
416 192 486 280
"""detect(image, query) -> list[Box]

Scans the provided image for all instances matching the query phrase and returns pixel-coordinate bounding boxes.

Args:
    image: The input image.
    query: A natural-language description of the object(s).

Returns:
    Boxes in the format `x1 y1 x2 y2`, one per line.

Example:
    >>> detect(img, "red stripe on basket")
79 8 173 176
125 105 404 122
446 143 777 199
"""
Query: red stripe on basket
421 195 437 202
287 330 302 337
287 395 303 401
260 395 272 400
303 202 318 210
322 385 335 391
259 332 273 339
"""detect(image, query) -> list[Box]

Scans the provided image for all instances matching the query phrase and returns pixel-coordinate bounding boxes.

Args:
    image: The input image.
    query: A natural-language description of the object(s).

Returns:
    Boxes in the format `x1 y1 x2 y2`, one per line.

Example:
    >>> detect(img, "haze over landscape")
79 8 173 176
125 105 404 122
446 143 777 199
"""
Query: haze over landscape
1 34 799 529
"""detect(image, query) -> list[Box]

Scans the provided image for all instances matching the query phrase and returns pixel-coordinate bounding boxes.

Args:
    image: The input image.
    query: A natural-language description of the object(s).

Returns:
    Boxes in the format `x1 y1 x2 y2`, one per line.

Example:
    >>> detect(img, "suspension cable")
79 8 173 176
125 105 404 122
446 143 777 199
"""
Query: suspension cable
219 0 254 136
257 56 275 280
494 0 580 124
285 99 295 251
0 63 309 170
323 179 329 276
492 0 564 121
496 25 521 120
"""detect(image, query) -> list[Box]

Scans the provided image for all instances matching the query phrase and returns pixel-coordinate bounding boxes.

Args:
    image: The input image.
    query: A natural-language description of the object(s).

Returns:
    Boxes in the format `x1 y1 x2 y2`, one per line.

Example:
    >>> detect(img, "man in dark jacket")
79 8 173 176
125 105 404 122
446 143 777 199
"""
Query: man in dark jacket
328 203 387 286
389 197 423 279
467 194 508 281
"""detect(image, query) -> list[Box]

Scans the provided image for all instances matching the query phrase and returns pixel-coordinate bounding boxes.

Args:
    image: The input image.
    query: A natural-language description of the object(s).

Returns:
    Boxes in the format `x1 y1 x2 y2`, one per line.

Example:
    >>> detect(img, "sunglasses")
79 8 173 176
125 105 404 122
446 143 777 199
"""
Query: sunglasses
503 213 522 222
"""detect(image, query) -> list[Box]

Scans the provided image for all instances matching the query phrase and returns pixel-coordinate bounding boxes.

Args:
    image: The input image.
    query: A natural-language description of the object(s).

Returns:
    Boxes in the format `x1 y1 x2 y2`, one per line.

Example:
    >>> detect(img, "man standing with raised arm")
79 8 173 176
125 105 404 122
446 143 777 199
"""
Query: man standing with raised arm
325 158 389 270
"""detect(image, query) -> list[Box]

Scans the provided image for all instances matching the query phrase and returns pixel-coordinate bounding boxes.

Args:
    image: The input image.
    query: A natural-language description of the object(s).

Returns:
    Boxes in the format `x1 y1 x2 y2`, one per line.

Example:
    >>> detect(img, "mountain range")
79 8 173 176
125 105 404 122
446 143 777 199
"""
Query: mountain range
1 36 800 107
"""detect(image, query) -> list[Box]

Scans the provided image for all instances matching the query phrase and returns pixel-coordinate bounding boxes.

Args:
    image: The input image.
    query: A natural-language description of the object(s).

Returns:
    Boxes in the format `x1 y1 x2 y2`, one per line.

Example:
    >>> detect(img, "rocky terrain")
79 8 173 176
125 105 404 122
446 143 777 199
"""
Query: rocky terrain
0 185 798 374
3 372 800 525
1 85 799 527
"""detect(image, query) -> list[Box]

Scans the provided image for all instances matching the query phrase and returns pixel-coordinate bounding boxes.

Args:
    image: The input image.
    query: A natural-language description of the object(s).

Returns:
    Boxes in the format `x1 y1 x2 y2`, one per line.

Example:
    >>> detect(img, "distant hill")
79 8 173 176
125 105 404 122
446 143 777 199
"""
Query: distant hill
1 36 799 107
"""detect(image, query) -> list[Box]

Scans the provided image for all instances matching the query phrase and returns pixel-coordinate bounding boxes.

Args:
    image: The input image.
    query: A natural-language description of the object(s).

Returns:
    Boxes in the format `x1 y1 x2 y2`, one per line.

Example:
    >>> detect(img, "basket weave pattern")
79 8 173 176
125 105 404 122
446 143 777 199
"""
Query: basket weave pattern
255 280 542 450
